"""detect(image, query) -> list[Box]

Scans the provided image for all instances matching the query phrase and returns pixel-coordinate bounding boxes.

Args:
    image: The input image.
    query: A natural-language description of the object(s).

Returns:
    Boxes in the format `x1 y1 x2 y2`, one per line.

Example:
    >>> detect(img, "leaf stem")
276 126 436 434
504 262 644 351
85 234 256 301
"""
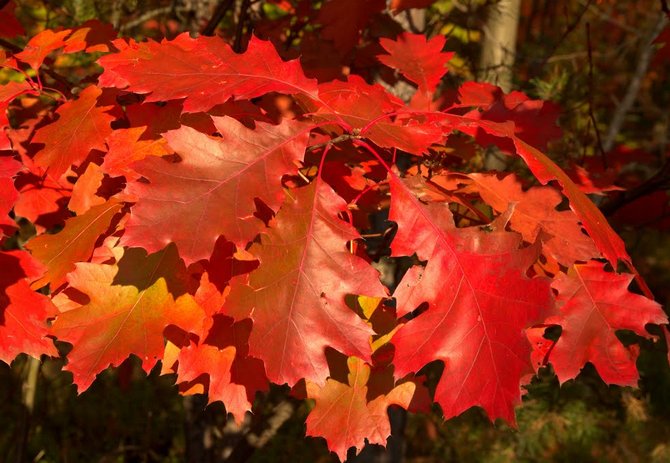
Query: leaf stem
353 139 392 172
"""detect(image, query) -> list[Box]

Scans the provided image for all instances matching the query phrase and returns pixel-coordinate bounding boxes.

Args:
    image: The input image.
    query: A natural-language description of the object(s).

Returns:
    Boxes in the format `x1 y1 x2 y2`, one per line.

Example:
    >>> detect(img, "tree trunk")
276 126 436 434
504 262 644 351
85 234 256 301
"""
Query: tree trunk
478 0 521 170
478 0 521 93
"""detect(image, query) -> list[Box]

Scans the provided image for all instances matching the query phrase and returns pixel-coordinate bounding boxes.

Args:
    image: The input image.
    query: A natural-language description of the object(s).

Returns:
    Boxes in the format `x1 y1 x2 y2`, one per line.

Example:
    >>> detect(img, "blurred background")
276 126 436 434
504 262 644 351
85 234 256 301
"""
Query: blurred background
1 1 670 461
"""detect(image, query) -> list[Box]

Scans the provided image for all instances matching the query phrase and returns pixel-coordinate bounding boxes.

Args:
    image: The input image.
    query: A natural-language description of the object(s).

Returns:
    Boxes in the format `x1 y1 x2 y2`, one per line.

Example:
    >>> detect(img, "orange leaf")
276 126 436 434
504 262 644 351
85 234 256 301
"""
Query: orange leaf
51 261 205 391
32 86 115 178
306 357 416 461
26 200 122 290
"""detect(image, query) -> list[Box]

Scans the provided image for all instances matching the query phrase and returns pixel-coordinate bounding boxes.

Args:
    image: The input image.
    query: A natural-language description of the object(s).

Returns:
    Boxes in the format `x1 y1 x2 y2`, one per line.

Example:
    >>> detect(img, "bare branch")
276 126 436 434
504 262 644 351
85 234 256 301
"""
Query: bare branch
603 14 669 152
233 0 252 52
662 0 670 17
531 1 591 77
585 22 608 168
201 0 236 36
601 160 670 215
119 6 190 33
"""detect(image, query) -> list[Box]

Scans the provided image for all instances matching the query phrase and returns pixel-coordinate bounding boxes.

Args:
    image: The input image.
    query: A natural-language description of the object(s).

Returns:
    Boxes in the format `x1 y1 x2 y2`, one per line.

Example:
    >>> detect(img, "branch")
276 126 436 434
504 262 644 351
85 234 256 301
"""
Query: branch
0 38 74 94
306 133 361 152
530 0 591 77
601 160 670 216
660 0 670 17
585 22 608 168
233 0 252 52
223 400 296 463
0 37 21 54
579 0 641 35
603 14 668 152
119 6 194 33
201 0 236 36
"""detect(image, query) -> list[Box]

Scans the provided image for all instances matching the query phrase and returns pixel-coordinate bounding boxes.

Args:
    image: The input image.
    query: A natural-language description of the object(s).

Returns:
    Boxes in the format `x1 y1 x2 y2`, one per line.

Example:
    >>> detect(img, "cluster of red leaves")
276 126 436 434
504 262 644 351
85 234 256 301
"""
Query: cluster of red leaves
0 3 667 460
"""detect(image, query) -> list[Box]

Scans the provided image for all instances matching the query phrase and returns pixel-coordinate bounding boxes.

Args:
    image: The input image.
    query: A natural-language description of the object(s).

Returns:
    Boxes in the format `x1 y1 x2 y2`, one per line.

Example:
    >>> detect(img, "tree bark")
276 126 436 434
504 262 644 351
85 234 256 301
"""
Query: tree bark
478 0 521 93
478 0 521 171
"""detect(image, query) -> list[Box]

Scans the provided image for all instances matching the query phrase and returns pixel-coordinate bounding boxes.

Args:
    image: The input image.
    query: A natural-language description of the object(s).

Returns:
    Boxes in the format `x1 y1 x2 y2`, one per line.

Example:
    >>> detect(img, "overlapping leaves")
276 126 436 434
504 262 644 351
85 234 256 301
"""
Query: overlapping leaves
0 24 666 463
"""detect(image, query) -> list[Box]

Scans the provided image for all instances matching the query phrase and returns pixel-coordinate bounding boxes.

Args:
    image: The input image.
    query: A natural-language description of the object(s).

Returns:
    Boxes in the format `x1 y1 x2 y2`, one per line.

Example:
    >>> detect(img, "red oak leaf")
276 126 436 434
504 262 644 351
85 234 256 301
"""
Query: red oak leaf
612 191 670 231
50 258 206 391
389 174 552 423
454 82 561 151
566 163 623 196
61 21 115 54
0 80 34 103
305 357 417 461
465 173 600 266
0 49 18 69
547 262 667 385
200 238 259 293
125 101 183 137
317 0 386 52
112 244 194 297
122 117 311 264
177 345 248 422
68 163 105 214
1 281 58 363
390 0 436 12
441 115 633 269
225 181 386 387
204 316 268 396
0 111 10 151
0 2 25 38
175 316 268 423
0 249 43 293
32 86 115 179
14 29 71 69
1 80 35 150
315 76 444 155
0 156 21 236
526 325 556 372
0 250 57 363
378 33 453 100
26 200 123 290
102 126 172 179
124 99 253 137
511 137 631 269
13 167 72 230
653 24 670 66
98 34 318 113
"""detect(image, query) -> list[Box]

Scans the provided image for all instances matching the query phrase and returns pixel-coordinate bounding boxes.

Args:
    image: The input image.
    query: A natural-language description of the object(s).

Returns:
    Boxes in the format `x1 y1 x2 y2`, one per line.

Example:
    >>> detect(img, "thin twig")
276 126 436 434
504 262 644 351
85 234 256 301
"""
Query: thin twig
306 133 360 152
201 0 236 36
0 37 22 54
579 0 641 35
233 0 252 53
601 160 670 216
602 14 668 152
0 38 73 94
530 0 591 77
119 6 187 33
585 22 608 169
